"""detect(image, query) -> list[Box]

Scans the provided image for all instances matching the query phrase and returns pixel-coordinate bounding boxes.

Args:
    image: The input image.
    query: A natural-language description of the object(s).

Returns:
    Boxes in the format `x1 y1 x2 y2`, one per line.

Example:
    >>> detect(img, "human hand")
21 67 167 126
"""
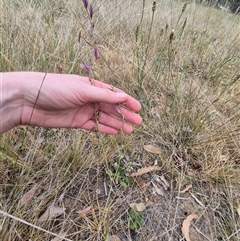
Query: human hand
1 72 142 134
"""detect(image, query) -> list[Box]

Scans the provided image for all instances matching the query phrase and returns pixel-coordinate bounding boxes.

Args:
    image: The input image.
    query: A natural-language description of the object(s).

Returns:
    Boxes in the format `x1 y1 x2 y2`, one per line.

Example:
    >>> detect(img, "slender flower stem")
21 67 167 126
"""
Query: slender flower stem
81 0 125 134
22 73 47 146
139 1 156 88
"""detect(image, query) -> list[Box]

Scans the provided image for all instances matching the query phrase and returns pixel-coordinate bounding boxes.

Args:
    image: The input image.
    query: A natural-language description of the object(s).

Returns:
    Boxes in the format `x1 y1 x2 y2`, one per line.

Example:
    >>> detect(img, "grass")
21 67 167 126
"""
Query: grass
1 0 240 240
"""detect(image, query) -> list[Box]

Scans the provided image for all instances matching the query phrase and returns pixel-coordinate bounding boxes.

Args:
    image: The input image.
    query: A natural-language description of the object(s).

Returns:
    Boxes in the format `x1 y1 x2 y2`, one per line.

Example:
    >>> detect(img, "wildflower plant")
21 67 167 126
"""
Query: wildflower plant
80 0 102 132
80 0 124 133
81 0 98 83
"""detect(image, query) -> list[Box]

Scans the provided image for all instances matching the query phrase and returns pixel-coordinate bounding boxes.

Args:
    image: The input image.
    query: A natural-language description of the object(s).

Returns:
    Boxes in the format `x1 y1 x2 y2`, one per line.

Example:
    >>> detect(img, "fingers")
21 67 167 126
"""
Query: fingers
96 111 134 132
81 118 134 135
81 120 119 135
83 84 141 113
80 107 137 134
98 103 142 126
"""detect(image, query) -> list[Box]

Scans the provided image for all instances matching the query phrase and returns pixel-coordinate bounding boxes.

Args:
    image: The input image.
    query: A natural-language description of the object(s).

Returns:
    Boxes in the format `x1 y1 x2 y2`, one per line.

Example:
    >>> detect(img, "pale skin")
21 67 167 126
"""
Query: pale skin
0 72 142 134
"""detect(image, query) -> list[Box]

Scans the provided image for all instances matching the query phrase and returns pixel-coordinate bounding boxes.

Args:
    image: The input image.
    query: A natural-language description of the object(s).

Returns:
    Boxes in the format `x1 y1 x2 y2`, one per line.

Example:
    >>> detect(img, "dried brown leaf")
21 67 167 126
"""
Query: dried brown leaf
143 145 161 154
108 235 121 241
51 232 67 241
38 206 65 224
135 176 148 188
20 185 37 206
129 202 147 212
130 166 161 177
179 184 192 194
181 213 198 241
76 206 92 215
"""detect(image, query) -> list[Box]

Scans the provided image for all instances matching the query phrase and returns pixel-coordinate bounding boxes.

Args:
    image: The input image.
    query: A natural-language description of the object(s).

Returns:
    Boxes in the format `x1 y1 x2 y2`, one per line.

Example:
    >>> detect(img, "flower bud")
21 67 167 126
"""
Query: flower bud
94 38 99 44
78 31 81 43
82 0 88 9
57 65 63 73
88 25 93 36
94 47 100 60
82 62 90 72
89 4 93 19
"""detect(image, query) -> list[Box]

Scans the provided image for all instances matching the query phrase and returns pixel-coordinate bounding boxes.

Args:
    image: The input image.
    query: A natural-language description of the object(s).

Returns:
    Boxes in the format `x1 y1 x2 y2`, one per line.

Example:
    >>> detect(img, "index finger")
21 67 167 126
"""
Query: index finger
92 80 142 112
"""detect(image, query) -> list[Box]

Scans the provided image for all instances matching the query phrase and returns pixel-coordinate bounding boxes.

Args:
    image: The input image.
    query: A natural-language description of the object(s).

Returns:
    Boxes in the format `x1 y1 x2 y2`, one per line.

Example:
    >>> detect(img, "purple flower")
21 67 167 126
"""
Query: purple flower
57 65 63 73
94 47 100 59
82 0 88 9
82 62 90 72
89 4 93 19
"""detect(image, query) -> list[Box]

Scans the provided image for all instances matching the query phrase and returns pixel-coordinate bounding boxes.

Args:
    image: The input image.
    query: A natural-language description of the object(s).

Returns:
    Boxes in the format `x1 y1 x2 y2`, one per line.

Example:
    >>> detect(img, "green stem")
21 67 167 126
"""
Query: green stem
139 6 155 88
136 0 146 88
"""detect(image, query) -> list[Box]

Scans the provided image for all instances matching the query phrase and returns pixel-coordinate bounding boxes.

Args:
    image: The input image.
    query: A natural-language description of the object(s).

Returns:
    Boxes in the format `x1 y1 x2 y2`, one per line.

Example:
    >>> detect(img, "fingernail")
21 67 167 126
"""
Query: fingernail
115 88 122 93
116 92 127 100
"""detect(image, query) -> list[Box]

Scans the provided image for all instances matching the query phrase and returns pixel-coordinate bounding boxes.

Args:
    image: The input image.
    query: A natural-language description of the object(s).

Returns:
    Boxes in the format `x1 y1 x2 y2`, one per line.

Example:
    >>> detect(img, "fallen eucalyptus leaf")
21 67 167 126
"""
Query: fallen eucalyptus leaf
179 184 192 194
108 235 121 241
51 232 67 241
130 166 161 177
129 202 147 212
181 213 198 241
143 145 161 154
20 185 37 206
38 206 65 224
76 206 92 215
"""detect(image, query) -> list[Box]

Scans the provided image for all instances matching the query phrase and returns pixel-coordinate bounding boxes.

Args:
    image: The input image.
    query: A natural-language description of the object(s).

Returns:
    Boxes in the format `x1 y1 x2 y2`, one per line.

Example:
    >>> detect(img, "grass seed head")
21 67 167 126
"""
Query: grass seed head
78 31 81 43
152 1 156 12
135 25 140 42
169 29 175 42
183 17 187 29
182 1 188 13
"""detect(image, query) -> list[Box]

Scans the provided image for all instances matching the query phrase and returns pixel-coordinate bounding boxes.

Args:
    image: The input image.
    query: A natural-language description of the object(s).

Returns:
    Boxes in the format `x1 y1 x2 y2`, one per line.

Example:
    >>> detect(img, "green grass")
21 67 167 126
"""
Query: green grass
1 0 240 240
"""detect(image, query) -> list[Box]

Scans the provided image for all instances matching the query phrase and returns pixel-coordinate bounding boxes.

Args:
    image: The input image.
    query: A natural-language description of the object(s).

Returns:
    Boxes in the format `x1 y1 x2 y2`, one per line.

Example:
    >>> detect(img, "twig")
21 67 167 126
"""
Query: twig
190 192 205 208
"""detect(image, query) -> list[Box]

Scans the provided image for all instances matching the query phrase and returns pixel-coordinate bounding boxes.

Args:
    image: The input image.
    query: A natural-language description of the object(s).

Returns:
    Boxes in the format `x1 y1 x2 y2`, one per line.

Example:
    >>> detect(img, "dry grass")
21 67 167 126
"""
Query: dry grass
1 0 240 240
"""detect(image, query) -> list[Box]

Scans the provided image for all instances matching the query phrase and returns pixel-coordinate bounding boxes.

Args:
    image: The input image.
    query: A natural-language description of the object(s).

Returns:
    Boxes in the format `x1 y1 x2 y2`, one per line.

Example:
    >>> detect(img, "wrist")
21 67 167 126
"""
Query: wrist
0 72 26 133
